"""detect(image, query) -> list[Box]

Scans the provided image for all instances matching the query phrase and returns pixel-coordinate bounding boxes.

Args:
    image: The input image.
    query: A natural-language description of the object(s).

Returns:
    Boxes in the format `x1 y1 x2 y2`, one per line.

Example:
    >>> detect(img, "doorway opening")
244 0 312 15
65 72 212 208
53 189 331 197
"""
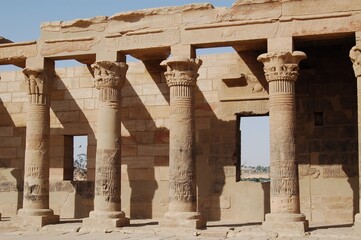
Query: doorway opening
63 135 88 181
235 113 270 182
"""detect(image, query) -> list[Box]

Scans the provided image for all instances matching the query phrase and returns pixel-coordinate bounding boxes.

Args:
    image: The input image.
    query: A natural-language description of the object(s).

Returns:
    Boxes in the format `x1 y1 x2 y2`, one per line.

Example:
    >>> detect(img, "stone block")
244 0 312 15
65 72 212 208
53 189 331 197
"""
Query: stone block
263 213 308 235
84 99 95 110
0 93 12 103
81 211 129 232
0 82 8 92
11 92 27 103
65 88 93 99
69 99 85 110
121 144 137 157
138 144 168 156
12 213 60 230
159 211 205 229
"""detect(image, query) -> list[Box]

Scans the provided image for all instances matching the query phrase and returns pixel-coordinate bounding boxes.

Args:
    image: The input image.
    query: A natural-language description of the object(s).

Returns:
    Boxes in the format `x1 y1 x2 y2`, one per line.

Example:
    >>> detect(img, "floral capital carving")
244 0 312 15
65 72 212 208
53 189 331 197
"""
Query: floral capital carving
350 45 361 78
92 61 128 103
257 51 306 82
23 68 50 105
161 57 202 87
92 61 128 90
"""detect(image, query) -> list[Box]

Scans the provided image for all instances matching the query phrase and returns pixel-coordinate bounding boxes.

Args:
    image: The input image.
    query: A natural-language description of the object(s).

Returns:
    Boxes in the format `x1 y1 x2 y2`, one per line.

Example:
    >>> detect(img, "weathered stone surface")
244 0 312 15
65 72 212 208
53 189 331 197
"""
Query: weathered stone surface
0 0 360 232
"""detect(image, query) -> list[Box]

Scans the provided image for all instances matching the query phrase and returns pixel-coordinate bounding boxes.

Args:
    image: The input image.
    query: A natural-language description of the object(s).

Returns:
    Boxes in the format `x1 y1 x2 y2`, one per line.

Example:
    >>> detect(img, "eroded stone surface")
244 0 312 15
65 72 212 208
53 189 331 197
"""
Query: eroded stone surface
82 61 128 231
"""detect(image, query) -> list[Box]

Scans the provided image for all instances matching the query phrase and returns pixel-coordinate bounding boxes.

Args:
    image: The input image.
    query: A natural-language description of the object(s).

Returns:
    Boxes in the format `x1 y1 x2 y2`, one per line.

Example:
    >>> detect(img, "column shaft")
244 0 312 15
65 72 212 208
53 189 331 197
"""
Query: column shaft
94 103 121 213
258 51 308 234
23 104 50 211
15 68 59 229
82 61 128 231
160 56 205 229
169 86 196 212
269 80 299 214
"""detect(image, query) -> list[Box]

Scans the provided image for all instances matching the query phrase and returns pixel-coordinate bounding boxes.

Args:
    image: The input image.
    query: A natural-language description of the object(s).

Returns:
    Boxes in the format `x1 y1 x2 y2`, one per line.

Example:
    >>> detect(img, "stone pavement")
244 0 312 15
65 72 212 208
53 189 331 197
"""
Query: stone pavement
0 218 360 240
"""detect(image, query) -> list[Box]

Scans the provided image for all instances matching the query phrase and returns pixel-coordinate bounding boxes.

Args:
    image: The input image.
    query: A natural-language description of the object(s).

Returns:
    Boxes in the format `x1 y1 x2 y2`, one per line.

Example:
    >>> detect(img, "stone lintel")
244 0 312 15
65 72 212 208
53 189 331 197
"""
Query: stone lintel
109 3 214 21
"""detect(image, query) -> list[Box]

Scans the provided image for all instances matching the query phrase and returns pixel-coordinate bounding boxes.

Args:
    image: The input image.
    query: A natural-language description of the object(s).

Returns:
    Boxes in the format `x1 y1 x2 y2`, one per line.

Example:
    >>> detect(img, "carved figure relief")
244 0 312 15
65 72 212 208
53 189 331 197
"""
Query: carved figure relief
350 45 361 78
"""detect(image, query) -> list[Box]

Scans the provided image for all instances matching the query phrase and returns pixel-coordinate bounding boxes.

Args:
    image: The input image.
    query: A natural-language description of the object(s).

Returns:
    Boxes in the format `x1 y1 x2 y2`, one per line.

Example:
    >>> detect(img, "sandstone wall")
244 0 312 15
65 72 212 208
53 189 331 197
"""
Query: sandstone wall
0 49 357 225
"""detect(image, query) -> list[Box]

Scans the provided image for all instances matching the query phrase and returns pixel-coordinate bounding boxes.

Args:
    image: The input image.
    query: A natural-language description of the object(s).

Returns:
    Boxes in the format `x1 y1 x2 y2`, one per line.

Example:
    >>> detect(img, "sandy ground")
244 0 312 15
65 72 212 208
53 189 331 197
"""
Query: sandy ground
0 218 361 240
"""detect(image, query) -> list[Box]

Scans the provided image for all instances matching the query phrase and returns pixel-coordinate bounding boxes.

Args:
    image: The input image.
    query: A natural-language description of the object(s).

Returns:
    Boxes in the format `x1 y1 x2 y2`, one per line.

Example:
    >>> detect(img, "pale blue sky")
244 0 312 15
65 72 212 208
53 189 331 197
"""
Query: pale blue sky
1 0 270 167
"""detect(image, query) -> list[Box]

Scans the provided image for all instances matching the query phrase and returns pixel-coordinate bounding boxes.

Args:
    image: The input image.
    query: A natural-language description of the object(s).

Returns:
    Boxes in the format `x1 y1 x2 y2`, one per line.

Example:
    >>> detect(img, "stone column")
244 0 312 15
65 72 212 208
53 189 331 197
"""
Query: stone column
159 56 205 229
82 61 129 231
15 68 59 229
350 45 361 232
257 51 308 233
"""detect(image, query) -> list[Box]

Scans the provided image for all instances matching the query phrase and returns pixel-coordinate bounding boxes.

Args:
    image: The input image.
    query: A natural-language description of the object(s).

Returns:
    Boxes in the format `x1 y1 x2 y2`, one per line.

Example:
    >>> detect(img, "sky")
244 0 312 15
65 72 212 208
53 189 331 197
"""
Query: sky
1 0 270 167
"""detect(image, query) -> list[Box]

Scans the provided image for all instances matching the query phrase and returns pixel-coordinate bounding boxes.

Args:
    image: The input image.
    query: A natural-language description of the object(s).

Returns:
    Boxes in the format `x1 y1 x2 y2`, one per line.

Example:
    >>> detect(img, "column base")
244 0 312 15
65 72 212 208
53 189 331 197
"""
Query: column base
13 209 59 230
82 210 129 232
159 211 206 229
353 213 361 232
262 213 308 234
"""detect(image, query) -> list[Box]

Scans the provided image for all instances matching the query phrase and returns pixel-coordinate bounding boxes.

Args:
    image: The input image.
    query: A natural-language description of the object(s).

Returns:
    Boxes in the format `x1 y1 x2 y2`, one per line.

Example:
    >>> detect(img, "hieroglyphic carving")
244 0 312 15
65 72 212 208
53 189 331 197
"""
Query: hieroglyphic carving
92 61 128 103
169 170 195 202
23 68 50 105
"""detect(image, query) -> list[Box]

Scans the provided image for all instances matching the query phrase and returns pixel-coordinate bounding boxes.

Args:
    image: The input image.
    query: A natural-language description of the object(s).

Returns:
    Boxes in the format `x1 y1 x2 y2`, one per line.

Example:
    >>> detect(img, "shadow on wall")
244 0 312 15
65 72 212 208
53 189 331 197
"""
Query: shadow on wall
49 68 96 218
295 39 358 225
120 60 167 219
0 97 25 216
122 52 271 222
194 50 271 222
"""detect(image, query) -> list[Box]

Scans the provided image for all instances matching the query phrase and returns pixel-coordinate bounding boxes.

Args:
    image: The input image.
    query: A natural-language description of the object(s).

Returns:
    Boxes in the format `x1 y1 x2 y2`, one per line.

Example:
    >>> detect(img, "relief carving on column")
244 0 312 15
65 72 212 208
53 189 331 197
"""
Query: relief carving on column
92 61 128 102
161 56 202 87
23 68 50 105
350 45 361 78
257 51 306 82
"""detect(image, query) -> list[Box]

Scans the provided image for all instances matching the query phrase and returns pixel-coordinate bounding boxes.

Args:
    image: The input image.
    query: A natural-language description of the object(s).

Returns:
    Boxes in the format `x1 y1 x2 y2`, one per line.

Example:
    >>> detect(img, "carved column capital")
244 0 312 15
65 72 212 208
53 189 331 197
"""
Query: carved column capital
257 51 306 82
92 61 128 103
23 68 50 105
350 45 361 78
161 57 202 87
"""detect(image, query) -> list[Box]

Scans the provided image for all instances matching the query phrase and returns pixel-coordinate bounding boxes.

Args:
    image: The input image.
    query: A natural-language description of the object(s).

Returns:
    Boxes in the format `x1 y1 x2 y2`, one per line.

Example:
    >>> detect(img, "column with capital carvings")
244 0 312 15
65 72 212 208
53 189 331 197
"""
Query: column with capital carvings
14 68 59 229
159 56 205 229
82 61 129 230
350 45 361 232
257 51 308 233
